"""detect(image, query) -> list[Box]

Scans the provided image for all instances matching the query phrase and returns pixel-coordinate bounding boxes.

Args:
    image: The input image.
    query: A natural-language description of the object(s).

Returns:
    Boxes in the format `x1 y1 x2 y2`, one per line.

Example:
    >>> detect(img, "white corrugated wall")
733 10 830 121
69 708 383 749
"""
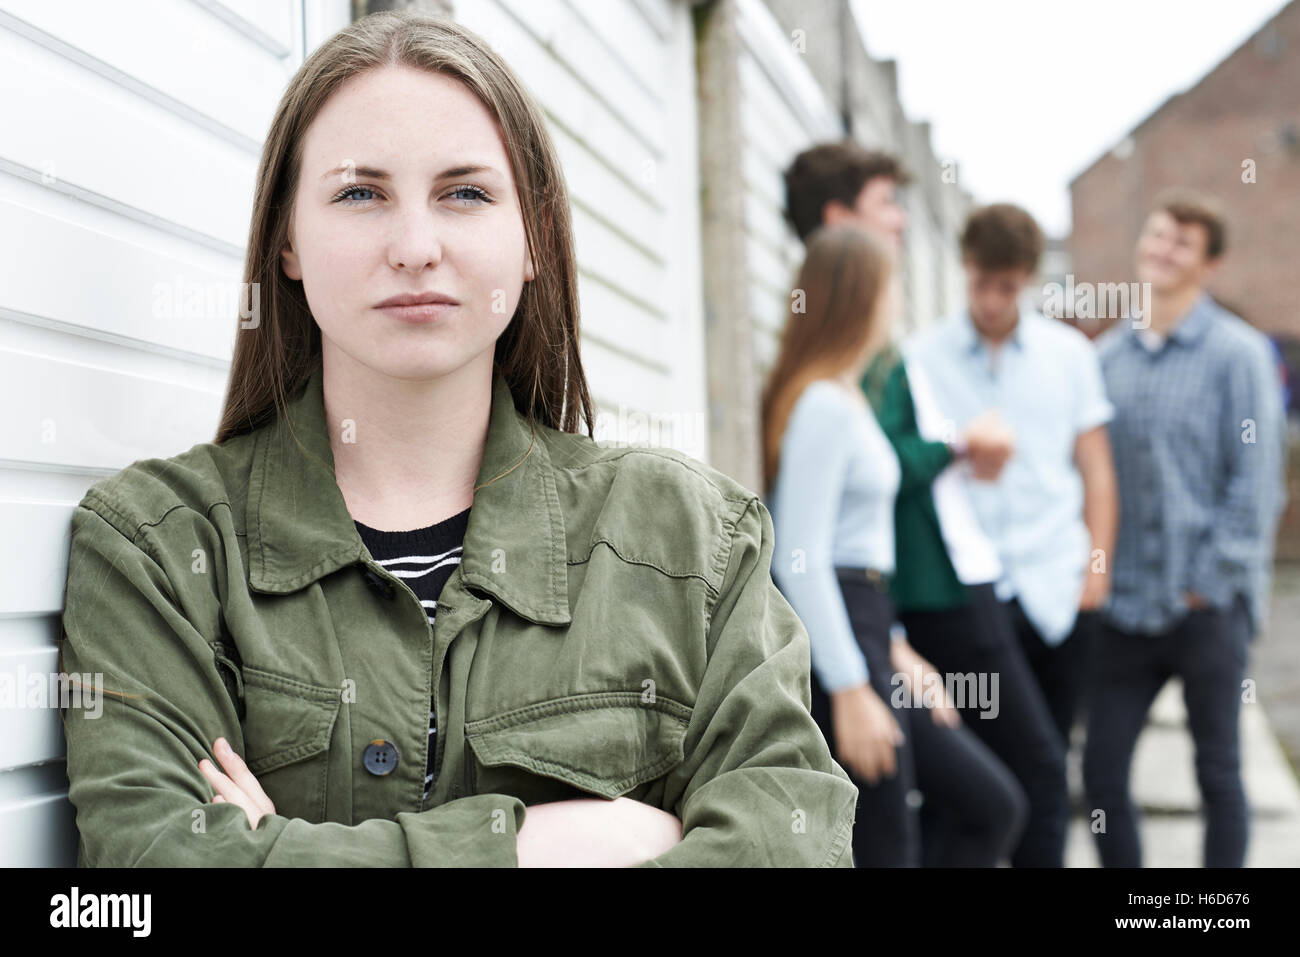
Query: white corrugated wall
454 0 709 459
0 0 352 867
733 0 839 379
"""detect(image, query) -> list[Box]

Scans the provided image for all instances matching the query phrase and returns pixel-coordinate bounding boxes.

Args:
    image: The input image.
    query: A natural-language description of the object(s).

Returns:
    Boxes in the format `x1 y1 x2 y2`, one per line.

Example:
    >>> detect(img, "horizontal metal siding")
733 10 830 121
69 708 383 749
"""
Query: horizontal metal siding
734 0 839 375
455 0 706 456
0 0 350 866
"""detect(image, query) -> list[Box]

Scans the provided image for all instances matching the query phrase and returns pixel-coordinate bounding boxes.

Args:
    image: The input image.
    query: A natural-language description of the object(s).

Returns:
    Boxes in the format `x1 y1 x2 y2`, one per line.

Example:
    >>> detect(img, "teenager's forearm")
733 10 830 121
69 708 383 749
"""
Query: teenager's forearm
1082 464 1117 567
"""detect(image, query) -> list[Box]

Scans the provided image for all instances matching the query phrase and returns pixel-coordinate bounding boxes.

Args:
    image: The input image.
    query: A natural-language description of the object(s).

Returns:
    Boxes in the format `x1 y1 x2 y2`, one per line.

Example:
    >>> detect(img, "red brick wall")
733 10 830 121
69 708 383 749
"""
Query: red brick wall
1069 1 1300 340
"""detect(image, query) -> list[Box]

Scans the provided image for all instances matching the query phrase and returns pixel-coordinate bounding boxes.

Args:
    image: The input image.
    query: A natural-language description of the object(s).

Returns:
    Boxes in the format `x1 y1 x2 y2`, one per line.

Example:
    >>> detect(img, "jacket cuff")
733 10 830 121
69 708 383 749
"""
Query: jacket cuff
398 793 526 867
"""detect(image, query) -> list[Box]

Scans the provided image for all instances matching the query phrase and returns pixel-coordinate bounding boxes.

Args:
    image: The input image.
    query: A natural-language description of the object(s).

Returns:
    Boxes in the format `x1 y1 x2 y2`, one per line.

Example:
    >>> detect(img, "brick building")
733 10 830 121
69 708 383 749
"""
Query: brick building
1068 0 1300 344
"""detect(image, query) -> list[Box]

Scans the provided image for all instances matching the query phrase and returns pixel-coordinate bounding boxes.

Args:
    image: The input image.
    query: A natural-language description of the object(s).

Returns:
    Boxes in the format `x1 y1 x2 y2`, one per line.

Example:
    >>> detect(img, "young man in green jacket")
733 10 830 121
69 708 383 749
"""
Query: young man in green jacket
783 142 1071 867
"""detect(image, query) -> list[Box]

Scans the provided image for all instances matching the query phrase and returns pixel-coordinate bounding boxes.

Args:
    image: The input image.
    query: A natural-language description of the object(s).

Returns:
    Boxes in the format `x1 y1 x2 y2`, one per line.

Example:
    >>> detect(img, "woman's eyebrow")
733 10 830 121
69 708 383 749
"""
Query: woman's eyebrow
318 163 500 182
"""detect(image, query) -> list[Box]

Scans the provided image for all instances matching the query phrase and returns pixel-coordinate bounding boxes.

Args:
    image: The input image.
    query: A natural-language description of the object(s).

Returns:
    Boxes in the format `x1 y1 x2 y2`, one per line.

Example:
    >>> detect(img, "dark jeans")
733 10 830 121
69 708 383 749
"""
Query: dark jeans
899 583 1069 867
909 693 1028 866
1004 599 1100 750
1082 596 1251 867
807 570 1027 867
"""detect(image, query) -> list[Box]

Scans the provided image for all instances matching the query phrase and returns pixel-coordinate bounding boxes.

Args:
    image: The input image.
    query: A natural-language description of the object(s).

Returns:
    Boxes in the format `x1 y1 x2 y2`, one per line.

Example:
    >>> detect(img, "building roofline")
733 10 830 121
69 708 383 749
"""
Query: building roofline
1068 0 1294 187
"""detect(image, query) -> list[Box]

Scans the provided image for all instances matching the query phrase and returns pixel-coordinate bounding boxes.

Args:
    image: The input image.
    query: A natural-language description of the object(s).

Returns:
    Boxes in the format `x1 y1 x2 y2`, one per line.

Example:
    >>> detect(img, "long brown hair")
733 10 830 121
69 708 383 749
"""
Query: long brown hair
760 225 893 493
213 10 593 446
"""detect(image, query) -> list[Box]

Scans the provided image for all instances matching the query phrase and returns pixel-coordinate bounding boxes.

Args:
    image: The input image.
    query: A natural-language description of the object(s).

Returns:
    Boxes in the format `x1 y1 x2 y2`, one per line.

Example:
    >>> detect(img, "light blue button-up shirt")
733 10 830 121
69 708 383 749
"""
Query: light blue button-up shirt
904 307 1114 645
768 380 900 691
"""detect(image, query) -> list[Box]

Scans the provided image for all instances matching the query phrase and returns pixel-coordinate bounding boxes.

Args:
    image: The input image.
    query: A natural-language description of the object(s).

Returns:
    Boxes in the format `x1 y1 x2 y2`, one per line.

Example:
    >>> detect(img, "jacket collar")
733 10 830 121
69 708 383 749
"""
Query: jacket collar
246 361 572 625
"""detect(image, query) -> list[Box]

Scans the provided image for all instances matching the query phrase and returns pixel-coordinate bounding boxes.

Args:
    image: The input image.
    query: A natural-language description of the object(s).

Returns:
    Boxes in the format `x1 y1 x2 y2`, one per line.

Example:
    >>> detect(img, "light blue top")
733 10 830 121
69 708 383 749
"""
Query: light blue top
768 379 901 691
904 307 1114 646
1096 294 1287 636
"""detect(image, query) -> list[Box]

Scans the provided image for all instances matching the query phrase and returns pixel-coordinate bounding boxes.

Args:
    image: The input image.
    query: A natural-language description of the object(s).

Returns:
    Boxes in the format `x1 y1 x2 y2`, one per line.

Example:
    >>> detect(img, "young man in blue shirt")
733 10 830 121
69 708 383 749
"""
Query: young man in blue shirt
903 205 1120 868
1085 189 1287 867
905 205 1119 740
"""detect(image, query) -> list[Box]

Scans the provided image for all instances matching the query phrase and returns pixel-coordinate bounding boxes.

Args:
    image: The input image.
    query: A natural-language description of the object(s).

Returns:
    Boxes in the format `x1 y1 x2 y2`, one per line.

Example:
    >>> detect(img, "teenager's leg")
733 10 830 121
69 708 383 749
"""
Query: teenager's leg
1059 610 1101 741
901 585 1069 867
850 576 921 867
810 668 896 866
870 682 921 867
1081 621 1169 867
1176 597 1251 868
1046 610 1100 748
1004 599 1096 750
806 576 919 867
908 701 1029 866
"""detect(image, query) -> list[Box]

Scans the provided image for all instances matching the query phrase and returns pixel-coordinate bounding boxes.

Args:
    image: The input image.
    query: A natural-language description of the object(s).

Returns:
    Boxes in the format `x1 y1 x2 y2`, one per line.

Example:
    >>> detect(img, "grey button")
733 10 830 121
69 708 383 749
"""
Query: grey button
363 739 399 776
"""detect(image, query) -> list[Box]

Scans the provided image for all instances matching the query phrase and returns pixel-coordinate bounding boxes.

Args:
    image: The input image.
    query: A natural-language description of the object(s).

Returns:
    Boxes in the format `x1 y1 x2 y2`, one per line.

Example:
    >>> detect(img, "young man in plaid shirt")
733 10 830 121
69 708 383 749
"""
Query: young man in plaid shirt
1086 188 1288 867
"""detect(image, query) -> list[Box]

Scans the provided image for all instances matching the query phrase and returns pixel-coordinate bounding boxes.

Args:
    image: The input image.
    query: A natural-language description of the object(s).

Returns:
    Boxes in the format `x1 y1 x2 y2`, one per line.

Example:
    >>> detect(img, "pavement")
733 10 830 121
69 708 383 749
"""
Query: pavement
1064 570 1300 867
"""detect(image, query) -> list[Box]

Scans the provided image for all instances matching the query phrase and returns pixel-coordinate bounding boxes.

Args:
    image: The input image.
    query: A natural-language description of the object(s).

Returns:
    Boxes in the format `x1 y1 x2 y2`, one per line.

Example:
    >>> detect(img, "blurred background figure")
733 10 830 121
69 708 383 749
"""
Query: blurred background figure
763 224 1026 866
900 203 1119 865
783 144 1029 866
1085 189 1288 867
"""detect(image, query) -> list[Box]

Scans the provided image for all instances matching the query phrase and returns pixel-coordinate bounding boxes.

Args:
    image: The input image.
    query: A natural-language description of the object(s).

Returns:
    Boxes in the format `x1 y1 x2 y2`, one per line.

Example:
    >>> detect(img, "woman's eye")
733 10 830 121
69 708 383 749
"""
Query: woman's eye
331 185 489 205
333 185 377 204
448 185 490 204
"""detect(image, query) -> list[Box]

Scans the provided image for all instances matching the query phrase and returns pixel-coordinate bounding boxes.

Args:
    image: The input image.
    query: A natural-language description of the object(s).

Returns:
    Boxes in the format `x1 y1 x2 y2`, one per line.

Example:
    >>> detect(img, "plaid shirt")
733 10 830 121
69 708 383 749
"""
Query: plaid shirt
1097 294 1288 636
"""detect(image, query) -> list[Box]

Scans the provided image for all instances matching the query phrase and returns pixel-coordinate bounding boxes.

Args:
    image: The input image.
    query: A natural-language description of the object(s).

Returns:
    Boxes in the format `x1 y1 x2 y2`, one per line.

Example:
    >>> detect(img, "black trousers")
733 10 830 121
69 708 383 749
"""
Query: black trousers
899 583 1069 867
807 570 1027 867
1003 598 1100 751
1082 597 1251 867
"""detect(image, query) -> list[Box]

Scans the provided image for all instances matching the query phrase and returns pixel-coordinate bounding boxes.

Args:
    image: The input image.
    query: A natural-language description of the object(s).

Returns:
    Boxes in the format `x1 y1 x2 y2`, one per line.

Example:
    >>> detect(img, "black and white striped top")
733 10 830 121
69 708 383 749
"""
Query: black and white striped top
355 506 471 805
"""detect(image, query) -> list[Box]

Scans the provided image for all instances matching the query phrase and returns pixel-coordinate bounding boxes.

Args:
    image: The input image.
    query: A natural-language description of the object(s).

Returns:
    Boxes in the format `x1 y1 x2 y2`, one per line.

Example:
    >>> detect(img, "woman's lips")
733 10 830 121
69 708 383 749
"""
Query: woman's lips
377 302 457 323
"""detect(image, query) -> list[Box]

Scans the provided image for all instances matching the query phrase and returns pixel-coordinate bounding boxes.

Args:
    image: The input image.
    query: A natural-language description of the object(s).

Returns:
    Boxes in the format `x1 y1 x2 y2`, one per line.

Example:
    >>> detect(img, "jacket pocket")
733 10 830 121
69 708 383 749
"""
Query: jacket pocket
464 691 692 801
240 666 341 823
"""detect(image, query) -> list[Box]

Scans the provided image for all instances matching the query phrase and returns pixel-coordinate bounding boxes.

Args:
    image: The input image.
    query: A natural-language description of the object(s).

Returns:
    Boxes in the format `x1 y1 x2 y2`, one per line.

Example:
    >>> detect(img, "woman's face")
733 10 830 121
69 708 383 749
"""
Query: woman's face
281 64 534 381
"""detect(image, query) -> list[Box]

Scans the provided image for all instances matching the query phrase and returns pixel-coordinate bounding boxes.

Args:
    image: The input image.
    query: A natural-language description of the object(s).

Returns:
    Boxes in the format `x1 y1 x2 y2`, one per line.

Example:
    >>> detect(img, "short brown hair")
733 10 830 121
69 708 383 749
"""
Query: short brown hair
1150 187 1227 260
783 141 911 244
959 203 1043 273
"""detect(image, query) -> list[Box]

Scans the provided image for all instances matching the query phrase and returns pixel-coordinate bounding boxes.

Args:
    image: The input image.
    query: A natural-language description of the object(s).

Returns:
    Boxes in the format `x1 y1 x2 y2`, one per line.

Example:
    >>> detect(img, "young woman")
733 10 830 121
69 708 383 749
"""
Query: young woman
56 11 856 868
762 224 1028 866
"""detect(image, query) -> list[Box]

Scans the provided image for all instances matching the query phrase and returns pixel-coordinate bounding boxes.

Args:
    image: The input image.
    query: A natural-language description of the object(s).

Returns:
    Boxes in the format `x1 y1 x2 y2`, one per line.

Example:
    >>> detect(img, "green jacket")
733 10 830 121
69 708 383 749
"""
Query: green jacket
58 361 857 867
861 354 969 612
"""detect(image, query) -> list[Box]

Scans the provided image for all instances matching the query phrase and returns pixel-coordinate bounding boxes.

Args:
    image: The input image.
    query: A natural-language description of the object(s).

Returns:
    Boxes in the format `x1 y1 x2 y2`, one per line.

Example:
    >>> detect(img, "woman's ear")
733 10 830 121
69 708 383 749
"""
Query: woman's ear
524 250 535 282
281 223 302 281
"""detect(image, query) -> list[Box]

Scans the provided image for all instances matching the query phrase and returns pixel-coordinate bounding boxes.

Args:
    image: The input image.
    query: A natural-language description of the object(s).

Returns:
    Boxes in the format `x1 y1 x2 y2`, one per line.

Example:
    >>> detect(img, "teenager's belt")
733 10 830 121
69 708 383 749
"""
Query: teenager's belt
833 565 890 587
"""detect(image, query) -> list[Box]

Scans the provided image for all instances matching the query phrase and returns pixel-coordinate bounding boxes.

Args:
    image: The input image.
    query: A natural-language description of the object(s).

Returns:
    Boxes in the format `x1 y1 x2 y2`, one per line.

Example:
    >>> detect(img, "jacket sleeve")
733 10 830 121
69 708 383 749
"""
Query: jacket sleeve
637 496 858 867
58 500 526 867
877 361 953 494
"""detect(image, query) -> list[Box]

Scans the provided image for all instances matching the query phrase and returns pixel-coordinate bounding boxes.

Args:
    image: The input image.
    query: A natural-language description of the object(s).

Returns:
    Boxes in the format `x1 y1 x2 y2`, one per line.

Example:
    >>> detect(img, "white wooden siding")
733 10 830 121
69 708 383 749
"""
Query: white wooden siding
734 0 839 376
453 0 708 459
0 0 351 867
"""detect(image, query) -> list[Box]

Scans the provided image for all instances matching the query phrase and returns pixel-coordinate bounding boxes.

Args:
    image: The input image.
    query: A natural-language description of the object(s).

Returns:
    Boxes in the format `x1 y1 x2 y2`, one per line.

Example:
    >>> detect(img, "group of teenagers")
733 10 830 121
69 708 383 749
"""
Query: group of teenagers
759 142 1288 868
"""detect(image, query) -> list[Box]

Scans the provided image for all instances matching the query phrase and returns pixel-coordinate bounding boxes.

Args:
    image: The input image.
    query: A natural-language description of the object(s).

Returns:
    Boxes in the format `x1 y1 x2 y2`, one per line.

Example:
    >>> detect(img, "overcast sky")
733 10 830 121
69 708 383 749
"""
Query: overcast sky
849 0 1291 237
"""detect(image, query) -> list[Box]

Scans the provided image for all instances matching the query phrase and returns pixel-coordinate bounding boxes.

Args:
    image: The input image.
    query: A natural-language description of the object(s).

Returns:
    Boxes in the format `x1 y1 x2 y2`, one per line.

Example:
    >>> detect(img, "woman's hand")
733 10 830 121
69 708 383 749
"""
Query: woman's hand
890 637 962 729
199 736 276 831
516 796 682 867
829 683 904 785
